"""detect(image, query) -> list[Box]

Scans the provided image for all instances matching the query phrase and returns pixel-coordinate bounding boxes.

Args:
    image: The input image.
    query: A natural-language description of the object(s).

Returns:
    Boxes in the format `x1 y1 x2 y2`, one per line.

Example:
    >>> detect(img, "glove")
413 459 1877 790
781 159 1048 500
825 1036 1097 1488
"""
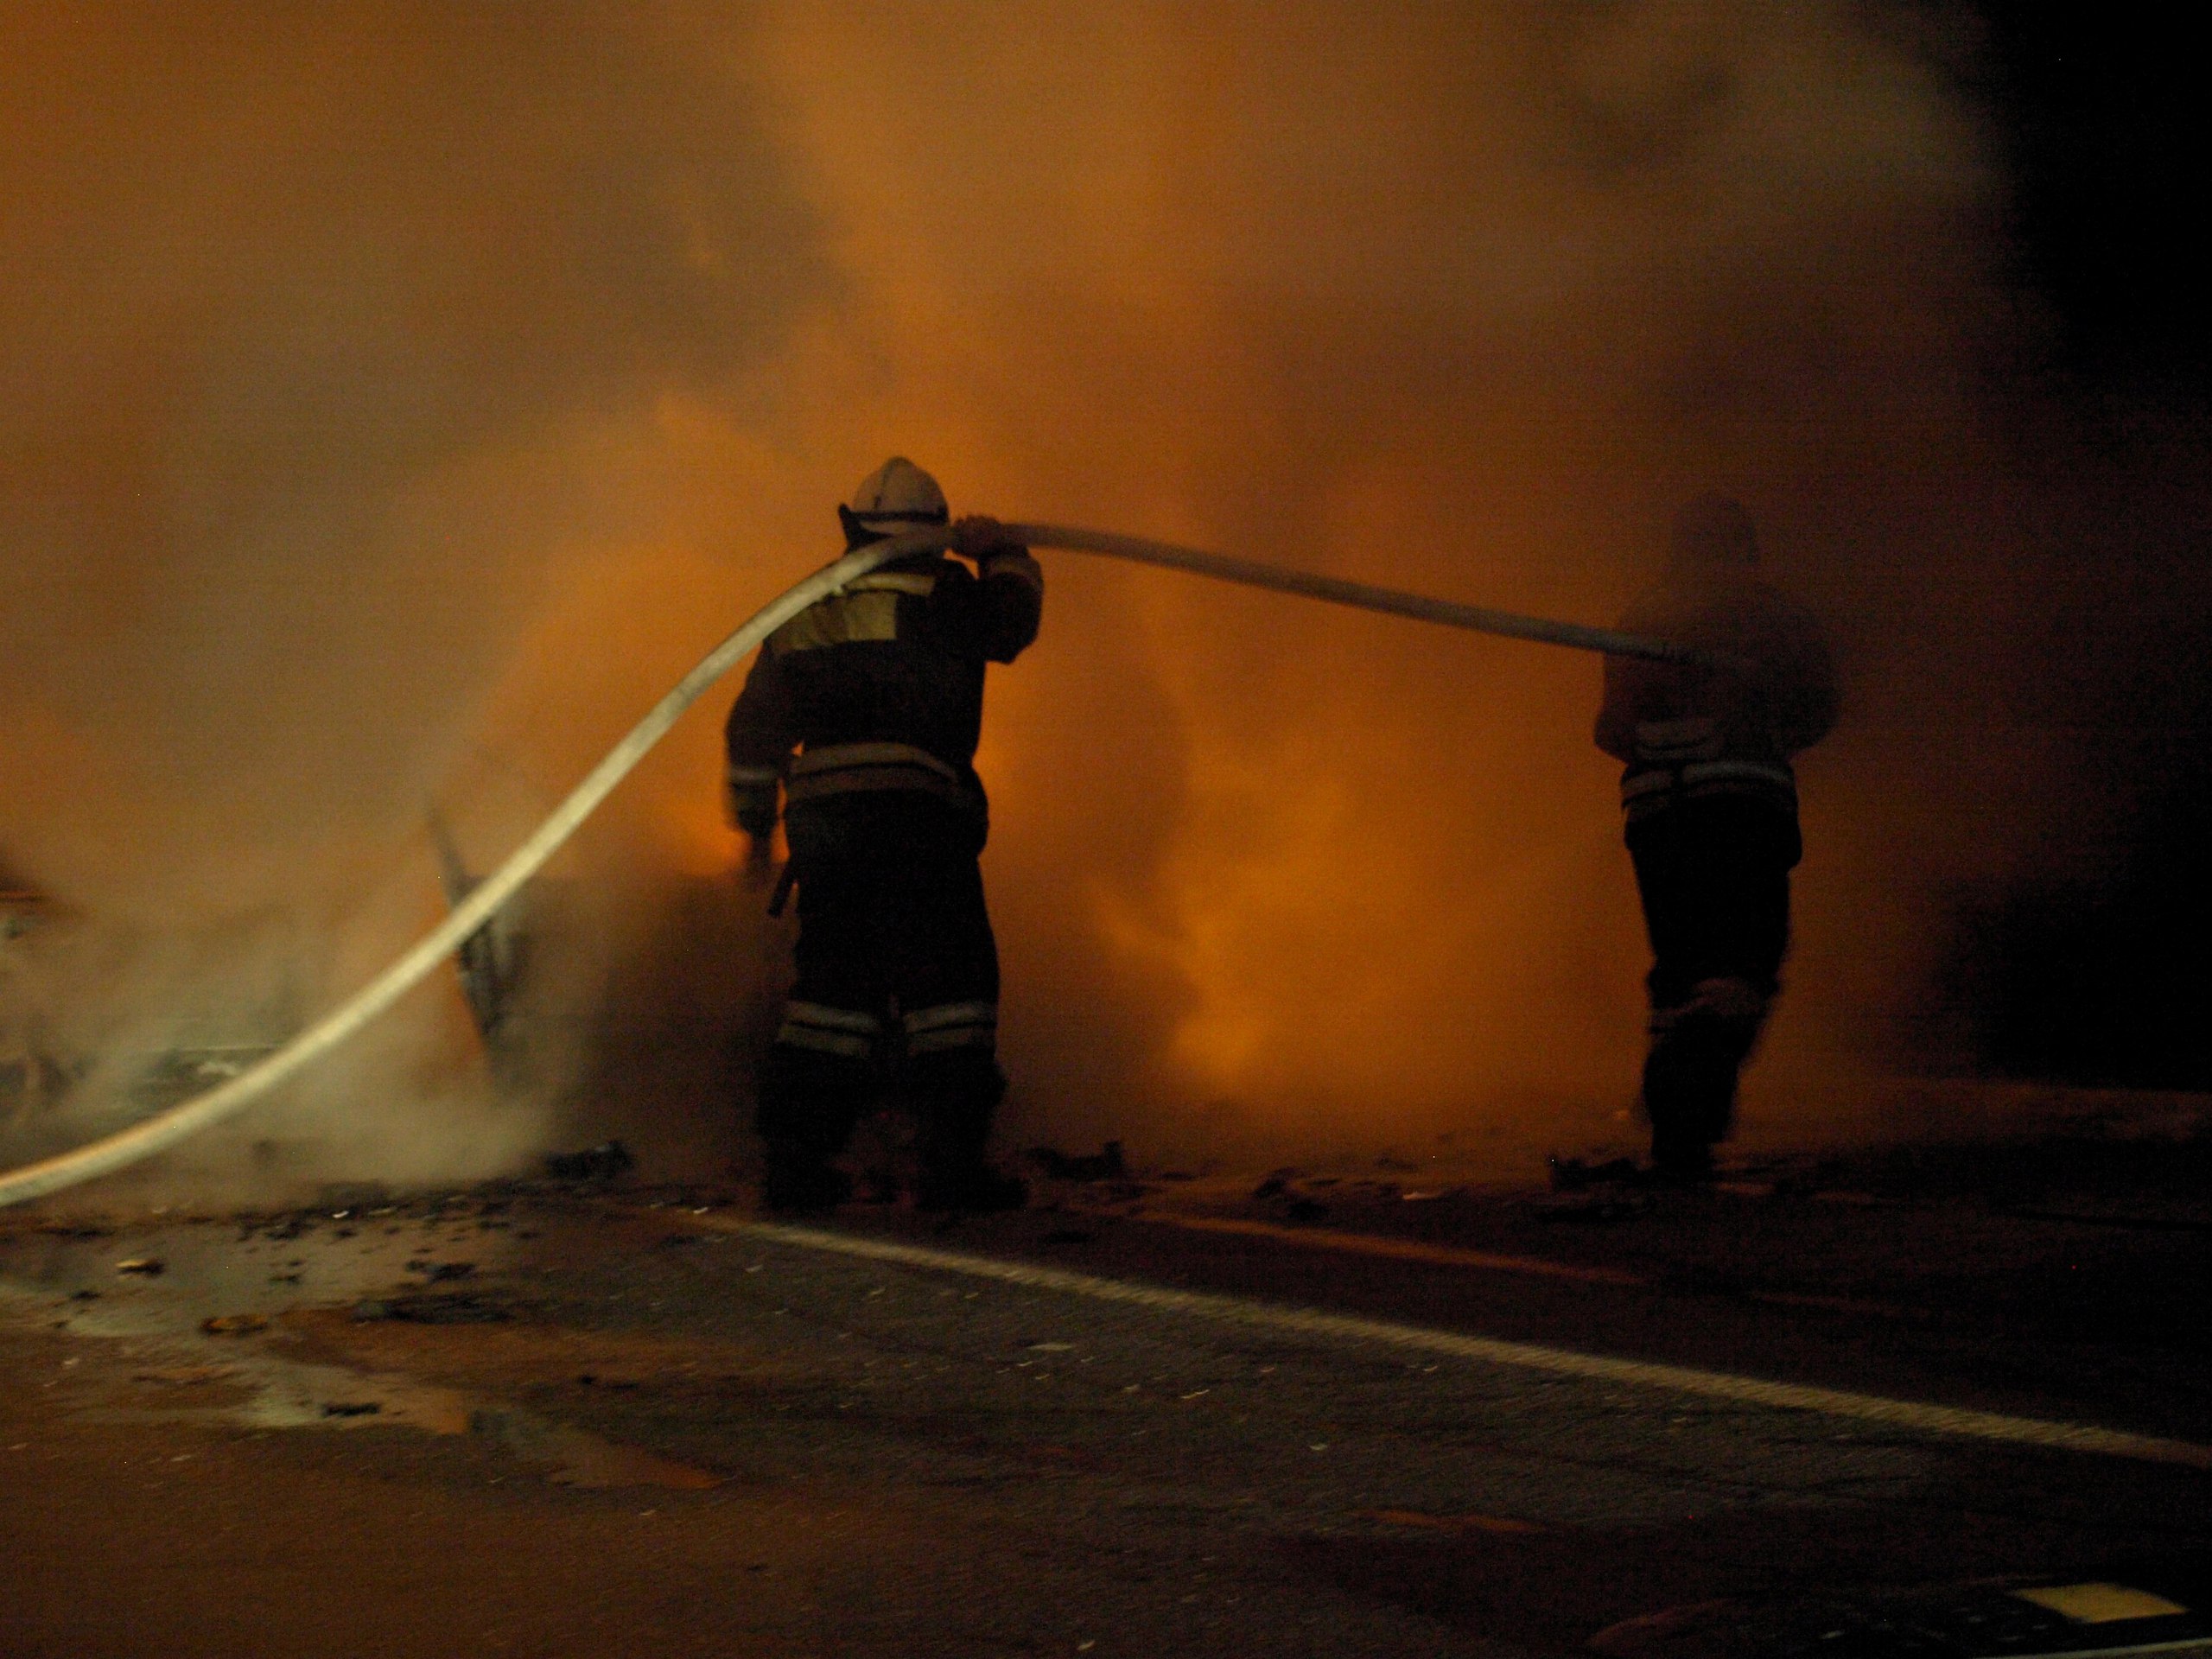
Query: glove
952 514 1021 560
725 771 780 840
742 830 775 884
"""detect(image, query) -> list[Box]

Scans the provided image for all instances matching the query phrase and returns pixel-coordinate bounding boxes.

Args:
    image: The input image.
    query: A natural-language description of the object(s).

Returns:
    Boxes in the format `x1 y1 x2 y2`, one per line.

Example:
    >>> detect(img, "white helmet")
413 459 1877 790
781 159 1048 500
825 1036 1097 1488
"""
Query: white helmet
841 456 949 545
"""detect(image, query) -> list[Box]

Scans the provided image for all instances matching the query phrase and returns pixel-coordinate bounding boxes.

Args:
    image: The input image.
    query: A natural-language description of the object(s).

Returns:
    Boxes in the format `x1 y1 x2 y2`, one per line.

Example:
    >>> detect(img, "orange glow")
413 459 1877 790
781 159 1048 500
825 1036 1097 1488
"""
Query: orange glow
1 5 2025 1179
734 2 1995 1163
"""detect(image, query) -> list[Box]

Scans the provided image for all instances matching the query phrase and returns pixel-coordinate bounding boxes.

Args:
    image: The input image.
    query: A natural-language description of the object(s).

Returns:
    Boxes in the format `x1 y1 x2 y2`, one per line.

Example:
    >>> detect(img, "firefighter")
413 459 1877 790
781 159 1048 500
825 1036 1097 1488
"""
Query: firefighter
1595 495 1838 1179
725 458 1042 1213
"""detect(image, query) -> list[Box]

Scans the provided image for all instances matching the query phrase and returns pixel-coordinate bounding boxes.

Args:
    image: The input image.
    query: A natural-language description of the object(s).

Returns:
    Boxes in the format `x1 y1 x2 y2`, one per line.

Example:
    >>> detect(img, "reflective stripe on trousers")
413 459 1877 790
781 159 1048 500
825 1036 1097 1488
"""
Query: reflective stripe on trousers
776 1001 882 1058
1623 760 1796 815
902 1001 997 1055
773 1000 997 1058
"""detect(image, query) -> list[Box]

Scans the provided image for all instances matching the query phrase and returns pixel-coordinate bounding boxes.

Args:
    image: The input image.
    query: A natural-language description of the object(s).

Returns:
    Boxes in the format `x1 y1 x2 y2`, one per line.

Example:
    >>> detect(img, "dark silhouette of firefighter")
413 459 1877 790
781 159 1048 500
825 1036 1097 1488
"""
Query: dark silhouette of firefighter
725 458 1042 1212
1596 495 1838 1179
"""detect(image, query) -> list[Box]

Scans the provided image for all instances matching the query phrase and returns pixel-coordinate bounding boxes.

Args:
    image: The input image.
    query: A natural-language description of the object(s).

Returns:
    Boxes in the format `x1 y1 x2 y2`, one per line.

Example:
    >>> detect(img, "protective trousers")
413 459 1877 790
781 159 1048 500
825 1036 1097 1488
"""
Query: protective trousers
1626 794 1801 1172
756 794 1003 1205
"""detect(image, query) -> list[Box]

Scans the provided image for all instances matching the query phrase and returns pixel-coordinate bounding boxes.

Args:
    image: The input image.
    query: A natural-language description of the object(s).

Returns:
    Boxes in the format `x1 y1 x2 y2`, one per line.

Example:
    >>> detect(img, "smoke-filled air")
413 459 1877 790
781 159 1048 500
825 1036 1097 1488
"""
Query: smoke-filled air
3 3 2168 1193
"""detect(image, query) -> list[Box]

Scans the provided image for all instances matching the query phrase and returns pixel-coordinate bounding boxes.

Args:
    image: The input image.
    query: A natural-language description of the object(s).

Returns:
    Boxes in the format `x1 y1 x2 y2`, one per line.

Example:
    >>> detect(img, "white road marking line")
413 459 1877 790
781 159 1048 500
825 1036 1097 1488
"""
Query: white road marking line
723 1220 2212 1472
1114 1212 1647 1287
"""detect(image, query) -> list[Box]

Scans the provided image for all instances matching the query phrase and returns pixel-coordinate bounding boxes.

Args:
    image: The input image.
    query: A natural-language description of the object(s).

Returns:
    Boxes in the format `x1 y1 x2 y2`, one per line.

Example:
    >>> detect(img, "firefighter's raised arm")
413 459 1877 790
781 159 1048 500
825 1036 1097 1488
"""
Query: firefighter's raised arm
954 514 1043 663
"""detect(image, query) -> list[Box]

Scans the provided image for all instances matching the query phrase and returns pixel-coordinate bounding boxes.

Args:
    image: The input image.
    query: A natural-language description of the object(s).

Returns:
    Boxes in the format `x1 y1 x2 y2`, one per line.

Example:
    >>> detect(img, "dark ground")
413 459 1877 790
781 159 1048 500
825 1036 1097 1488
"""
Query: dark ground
2 1128 2209 1658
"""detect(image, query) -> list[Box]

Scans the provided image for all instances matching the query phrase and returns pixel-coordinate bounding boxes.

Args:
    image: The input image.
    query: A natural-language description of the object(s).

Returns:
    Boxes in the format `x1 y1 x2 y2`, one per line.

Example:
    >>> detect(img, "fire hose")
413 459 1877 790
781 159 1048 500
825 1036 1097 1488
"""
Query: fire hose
0 523 1697 1209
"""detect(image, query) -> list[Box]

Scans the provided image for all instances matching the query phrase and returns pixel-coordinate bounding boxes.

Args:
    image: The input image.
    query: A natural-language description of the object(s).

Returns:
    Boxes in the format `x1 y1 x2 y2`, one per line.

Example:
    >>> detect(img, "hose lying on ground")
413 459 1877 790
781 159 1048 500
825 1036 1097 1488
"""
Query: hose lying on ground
0 524 1693 1209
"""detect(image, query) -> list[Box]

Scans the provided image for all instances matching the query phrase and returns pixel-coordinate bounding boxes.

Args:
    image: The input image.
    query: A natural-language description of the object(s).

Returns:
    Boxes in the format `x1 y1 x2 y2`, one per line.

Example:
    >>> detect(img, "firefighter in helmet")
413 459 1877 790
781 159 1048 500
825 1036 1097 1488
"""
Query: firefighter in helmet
1596 495 1839 1179
725 458 1042 1212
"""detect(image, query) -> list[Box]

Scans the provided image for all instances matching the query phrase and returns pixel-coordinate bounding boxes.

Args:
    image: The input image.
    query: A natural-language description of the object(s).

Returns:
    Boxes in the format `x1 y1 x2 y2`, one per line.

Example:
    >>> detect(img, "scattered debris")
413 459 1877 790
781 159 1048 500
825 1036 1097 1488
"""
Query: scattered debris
132 1366 234 1388
352 1292 511 1325
1026 1141 1128 1182
115 1257 163 1276
1546 1154 1642 1192
404 1259 476 1282
316 1182 391 1211
543 1140 635 1182
200 1313 269 1337
1535 1192 1649 1224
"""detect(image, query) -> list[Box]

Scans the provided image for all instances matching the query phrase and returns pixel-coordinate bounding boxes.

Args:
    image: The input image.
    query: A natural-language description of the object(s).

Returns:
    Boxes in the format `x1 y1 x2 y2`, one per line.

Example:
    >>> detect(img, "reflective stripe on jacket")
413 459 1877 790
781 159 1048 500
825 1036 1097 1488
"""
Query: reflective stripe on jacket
1595 575 1834 823
783 741 980 817
724 549 1042 827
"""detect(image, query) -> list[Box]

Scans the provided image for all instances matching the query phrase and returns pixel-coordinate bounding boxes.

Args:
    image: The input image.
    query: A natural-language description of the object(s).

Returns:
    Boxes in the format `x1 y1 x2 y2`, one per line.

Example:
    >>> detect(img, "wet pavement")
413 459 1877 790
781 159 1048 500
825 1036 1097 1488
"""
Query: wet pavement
1 1136 2209 1656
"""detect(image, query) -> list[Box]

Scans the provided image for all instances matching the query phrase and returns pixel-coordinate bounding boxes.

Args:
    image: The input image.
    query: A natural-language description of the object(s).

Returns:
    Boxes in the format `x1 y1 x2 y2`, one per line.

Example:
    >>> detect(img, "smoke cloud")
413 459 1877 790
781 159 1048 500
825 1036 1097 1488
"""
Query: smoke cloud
0 3 832 1180
760 0 2008 1164
3 3 2171 1194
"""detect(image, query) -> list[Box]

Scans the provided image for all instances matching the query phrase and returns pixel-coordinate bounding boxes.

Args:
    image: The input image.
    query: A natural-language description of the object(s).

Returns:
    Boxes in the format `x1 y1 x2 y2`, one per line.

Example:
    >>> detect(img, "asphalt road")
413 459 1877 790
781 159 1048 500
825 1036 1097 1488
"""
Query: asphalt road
1 1146 2209 1657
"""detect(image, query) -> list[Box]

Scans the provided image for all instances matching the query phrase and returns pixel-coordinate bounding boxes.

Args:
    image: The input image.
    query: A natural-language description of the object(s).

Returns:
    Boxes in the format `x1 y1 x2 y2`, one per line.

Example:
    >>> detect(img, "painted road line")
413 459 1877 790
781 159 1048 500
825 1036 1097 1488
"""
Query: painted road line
1119 1212 1646 1287
714 1219 2212 1473
1357 1509 1547 1535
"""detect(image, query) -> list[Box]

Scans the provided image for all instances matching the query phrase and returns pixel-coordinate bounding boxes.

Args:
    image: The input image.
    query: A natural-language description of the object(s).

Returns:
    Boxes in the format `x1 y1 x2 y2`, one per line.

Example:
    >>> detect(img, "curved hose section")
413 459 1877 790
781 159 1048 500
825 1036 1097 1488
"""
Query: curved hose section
0 522 1687 1208
0 527 955 1208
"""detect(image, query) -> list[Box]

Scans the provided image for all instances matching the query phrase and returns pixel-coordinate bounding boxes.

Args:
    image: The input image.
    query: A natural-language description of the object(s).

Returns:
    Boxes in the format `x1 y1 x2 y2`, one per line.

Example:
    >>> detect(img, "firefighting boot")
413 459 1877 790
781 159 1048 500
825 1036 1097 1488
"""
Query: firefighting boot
1642 977 1766 1182
754 1044 868 1216
910 1052 1026 1213
1642 1020 1732 1182
917 1161 1027 1214
760 1160 854 1216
